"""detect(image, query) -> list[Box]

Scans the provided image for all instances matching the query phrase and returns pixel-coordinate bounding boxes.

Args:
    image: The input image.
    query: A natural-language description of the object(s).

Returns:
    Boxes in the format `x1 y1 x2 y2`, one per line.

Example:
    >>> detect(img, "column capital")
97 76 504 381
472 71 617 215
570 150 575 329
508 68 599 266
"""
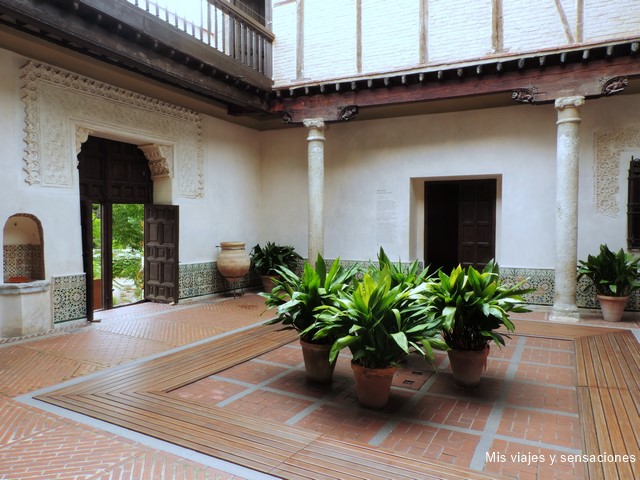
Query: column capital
554 96 585 111
303 118 325 130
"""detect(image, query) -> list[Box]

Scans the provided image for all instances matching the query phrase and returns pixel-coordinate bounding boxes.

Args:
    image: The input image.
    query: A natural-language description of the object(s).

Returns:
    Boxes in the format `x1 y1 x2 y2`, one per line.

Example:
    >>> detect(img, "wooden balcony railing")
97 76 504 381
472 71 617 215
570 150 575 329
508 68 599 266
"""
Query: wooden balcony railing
127 0 273 78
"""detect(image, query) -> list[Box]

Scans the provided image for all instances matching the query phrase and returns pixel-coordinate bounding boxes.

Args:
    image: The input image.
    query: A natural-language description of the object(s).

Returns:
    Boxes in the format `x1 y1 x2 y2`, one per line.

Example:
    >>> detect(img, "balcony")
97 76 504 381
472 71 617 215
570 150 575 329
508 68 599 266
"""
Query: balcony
0 0 273 114
127 0 273 79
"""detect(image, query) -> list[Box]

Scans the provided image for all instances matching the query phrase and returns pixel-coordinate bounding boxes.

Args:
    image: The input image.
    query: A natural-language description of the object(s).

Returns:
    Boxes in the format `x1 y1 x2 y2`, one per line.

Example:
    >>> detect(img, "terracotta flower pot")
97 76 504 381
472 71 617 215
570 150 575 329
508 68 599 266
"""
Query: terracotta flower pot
597 295 628 322
300 339 336 383
447 347 490 387
260 275 277 293
351 362 396 409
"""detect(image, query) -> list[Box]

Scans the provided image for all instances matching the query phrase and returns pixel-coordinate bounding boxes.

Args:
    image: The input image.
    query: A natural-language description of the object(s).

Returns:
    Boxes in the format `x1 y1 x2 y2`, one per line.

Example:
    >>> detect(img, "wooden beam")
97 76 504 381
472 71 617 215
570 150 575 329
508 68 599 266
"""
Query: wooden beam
0 0 270 111
270 55 640 122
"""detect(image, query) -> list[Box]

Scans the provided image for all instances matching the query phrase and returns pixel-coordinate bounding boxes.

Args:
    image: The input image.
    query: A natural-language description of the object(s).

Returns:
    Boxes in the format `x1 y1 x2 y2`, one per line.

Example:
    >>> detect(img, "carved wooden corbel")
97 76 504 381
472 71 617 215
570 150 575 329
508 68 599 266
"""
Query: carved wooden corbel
602 76 628 96
338 105 359 121
511 89 535 104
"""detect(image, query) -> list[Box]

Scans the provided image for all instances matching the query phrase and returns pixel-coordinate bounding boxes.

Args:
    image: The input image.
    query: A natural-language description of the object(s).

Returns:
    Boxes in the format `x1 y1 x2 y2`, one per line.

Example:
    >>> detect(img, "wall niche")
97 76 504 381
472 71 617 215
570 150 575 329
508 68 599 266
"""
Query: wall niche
3 213 45 282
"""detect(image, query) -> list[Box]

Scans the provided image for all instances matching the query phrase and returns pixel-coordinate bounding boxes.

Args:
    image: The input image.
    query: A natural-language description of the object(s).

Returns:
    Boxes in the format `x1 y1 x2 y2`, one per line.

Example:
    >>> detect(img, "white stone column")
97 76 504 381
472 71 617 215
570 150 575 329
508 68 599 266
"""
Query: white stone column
550 96 585 322
304 118 326 264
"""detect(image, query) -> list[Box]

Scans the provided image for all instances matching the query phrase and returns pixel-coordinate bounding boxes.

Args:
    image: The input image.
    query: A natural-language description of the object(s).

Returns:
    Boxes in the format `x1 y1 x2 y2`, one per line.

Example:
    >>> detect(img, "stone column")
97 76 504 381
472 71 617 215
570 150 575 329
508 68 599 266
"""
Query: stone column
550 96 585 322
304 118 326 264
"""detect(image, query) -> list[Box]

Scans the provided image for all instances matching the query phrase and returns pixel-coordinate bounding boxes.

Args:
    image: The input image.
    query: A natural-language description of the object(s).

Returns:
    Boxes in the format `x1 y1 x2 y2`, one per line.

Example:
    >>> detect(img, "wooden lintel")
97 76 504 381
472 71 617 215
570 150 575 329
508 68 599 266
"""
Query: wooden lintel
270 56 640 119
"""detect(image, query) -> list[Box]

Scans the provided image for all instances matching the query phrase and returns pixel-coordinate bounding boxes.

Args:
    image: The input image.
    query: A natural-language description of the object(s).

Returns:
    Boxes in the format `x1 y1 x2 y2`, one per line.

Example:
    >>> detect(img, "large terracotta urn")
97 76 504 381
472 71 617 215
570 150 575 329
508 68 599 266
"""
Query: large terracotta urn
216 242 251 282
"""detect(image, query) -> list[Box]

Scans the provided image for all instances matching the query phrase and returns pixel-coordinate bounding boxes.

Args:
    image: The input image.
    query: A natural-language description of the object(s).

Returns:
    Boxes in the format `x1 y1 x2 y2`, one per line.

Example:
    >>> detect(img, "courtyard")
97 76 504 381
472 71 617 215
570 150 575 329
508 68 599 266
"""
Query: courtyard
0 293 638 479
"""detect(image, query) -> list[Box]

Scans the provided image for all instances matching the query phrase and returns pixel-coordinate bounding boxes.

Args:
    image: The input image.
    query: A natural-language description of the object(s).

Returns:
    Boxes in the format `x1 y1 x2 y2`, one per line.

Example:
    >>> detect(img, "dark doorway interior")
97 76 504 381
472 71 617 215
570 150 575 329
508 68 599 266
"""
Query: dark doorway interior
425 179 496 273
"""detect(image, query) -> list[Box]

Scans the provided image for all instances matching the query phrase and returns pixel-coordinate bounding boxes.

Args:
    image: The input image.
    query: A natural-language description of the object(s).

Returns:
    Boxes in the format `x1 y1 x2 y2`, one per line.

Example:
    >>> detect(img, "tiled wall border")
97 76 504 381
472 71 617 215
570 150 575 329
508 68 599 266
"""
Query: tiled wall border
52 274 86 324
179 262 262 299
51 265 640 322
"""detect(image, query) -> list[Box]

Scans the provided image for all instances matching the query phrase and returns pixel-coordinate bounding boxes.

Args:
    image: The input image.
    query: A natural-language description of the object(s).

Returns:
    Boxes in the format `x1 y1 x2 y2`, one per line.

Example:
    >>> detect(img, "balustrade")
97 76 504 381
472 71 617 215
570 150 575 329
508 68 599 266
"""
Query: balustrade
128 0 273 78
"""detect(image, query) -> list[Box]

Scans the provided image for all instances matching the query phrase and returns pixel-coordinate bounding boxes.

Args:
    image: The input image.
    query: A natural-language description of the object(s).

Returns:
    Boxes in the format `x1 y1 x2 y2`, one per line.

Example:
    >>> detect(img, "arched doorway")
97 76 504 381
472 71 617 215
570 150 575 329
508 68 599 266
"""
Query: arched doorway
78 136 179 320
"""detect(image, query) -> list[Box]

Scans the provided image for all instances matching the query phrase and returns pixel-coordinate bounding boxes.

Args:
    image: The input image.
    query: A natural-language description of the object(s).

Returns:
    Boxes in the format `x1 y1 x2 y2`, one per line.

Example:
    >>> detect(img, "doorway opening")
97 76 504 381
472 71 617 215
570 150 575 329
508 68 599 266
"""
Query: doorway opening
91 203 145 309
425 178 497 273
79 136 179 320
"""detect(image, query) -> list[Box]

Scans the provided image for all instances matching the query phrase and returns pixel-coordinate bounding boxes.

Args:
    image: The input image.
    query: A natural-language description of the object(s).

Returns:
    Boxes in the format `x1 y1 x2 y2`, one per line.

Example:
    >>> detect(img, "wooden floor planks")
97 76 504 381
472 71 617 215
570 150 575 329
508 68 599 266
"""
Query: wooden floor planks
34 320 640 480
575 329 640 479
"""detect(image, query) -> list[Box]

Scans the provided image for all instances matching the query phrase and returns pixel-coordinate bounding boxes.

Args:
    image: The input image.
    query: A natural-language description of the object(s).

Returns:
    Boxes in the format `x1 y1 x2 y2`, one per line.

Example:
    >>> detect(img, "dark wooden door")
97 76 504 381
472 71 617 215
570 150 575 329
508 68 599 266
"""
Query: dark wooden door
458 180 496 269
144 204 179 304
425 179 496 272
79 200 95 322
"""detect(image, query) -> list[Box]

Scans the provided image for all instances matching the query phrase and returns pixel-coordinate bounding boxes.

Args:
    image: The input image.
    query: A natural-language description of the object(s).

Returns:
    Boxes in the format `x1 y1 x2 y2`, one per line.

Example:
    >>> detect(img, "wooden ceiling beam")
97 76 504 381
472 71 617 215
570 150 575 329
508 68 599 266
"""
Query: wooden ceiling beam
271 55 640 123
0 0 270 112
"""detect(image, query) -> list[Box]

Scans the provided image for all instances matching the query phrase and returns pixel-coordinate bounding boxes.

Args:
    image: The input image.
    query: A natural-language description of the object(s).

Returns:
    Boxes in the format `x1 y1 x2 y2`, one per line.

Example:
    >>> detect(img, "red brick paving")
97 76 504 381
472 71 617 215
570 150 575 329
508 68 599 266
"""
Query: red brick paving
1 294 637 479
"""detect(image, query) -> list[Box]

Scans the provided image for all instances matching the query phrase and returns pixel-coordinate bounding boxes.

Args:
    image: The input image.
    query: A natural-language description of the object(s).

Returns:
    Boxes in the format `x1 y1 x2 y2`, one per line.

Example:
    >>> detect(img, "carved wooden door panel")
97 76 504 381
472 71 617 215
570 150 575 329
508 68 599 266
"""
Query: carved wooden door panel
144 205 179 304
458 180 496 270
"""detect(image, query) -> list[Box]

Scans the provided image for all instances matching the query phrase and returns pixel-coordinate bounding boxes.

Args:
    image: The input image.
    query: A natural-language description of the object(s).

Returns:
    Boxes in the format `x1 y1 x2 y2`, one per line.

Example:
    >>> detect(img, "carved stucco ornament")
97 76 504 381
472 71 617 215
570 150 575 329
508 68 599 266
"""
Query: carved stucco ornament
594 126 640 217
20 61 203 197
75 127 94 156
138 144 173 179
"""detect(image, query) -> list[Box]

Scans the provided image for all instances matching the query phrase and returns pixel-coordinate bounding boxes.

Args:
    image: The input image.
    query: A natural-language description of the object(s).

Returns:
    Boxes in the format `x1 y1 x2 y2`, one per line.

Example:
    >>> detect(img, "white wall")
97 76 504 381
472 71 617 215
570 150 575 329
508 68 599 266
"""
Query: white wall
0 48 264 279
272 0 640 87
260 93 640 269
577 94 640 261
192 116 263 264
0 50 84 277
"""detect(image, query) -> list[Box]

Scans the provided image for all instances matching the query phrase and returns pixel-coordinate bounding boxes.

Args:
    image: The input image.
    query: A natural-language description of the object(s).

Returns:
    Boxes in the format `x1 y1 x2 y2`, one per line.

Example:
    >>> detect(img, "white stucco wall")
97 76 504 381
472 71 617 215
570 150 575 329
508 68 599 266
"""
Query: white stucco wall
260 93 640 269
195 116 262 264
0 48 264 279
0 50 84 278
272 0 640 87
577 94 640 261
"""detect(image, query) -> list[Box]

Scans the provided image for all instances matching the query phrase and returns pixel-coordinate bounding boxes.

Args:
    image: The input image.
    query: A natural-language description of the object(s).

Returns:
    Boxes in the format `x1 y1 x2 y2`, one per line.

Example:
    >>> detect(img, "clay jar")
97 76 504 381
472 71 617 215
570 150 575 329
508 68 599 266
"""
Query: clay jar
217 242 251 282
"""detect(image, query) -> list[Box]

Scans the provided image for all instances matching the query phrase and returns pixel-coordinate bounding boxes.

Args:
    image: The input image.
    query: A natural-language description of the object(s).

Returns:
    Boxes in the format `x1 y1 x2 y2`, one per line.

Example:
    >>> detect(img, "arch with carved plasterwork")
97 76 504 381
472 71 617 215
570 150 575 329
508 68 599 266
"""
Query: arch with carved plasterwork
21 61 203 198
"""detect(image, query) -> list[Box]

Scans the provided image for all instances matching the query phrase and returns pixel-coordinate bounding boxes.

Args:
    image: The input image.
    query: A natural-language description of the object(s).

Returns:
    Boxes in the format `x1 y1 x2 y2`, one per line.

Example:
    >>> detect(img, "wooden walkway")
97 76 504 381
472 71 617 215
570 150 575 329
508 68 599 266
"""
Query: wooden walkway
35 320 640 479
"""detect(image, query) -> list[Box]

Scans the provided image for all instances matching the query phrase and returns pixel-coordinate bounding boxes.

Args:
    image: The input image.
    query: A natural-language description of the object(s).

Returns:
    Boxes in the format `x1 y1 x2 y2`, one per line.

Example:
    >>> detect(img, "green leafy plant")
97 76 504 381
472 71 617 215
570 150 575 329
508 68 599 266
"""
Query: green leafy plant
312 266 446 369
250 242 302 276
261 254 359 343
426 261 532 351
375 247 433 289
577 244 640 296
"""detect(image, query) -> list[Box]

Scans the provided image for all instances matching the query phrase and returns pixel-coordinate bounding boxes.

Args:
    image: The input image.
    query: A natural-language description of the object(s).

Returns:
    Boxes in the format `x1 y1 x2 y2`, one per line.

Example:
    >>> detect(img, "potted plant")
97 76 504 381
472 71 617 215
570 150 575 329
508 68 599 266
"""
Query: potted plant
261 254 359 382
425 261 531 387
313 266 446 408
577 244 640 322
250 242 302 292
375 247 433 289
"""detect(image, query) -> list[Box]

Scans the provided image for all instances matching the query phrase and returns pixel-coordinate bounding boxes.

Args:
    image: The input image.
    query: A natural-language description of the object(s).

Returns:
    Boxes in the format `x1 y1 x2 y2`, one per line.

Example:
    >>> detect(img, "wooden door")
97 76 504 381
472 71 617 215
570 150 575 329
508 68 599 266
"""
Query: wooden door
144 204 179 304
425 179 496 272
80 200 95 322
458 180 496 269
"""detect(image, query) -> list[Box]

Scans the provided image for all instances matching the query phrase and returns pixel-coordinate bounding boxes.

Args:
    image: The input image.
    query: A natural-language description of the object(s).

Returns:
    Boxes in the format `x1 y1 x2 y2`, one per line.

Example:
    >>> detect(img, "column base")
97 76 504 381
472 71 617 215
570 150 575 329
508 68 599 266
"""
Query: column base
549 304 580 323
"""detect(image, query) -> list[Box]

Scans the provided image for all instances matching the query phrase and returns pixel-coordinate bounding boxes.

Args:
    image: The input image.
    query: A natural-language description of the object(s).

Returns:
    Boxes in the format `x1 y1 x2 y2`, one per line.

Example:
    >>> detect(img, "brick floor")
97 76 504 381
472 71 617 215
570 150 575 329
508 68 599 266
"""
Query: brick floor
2 294 639 479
